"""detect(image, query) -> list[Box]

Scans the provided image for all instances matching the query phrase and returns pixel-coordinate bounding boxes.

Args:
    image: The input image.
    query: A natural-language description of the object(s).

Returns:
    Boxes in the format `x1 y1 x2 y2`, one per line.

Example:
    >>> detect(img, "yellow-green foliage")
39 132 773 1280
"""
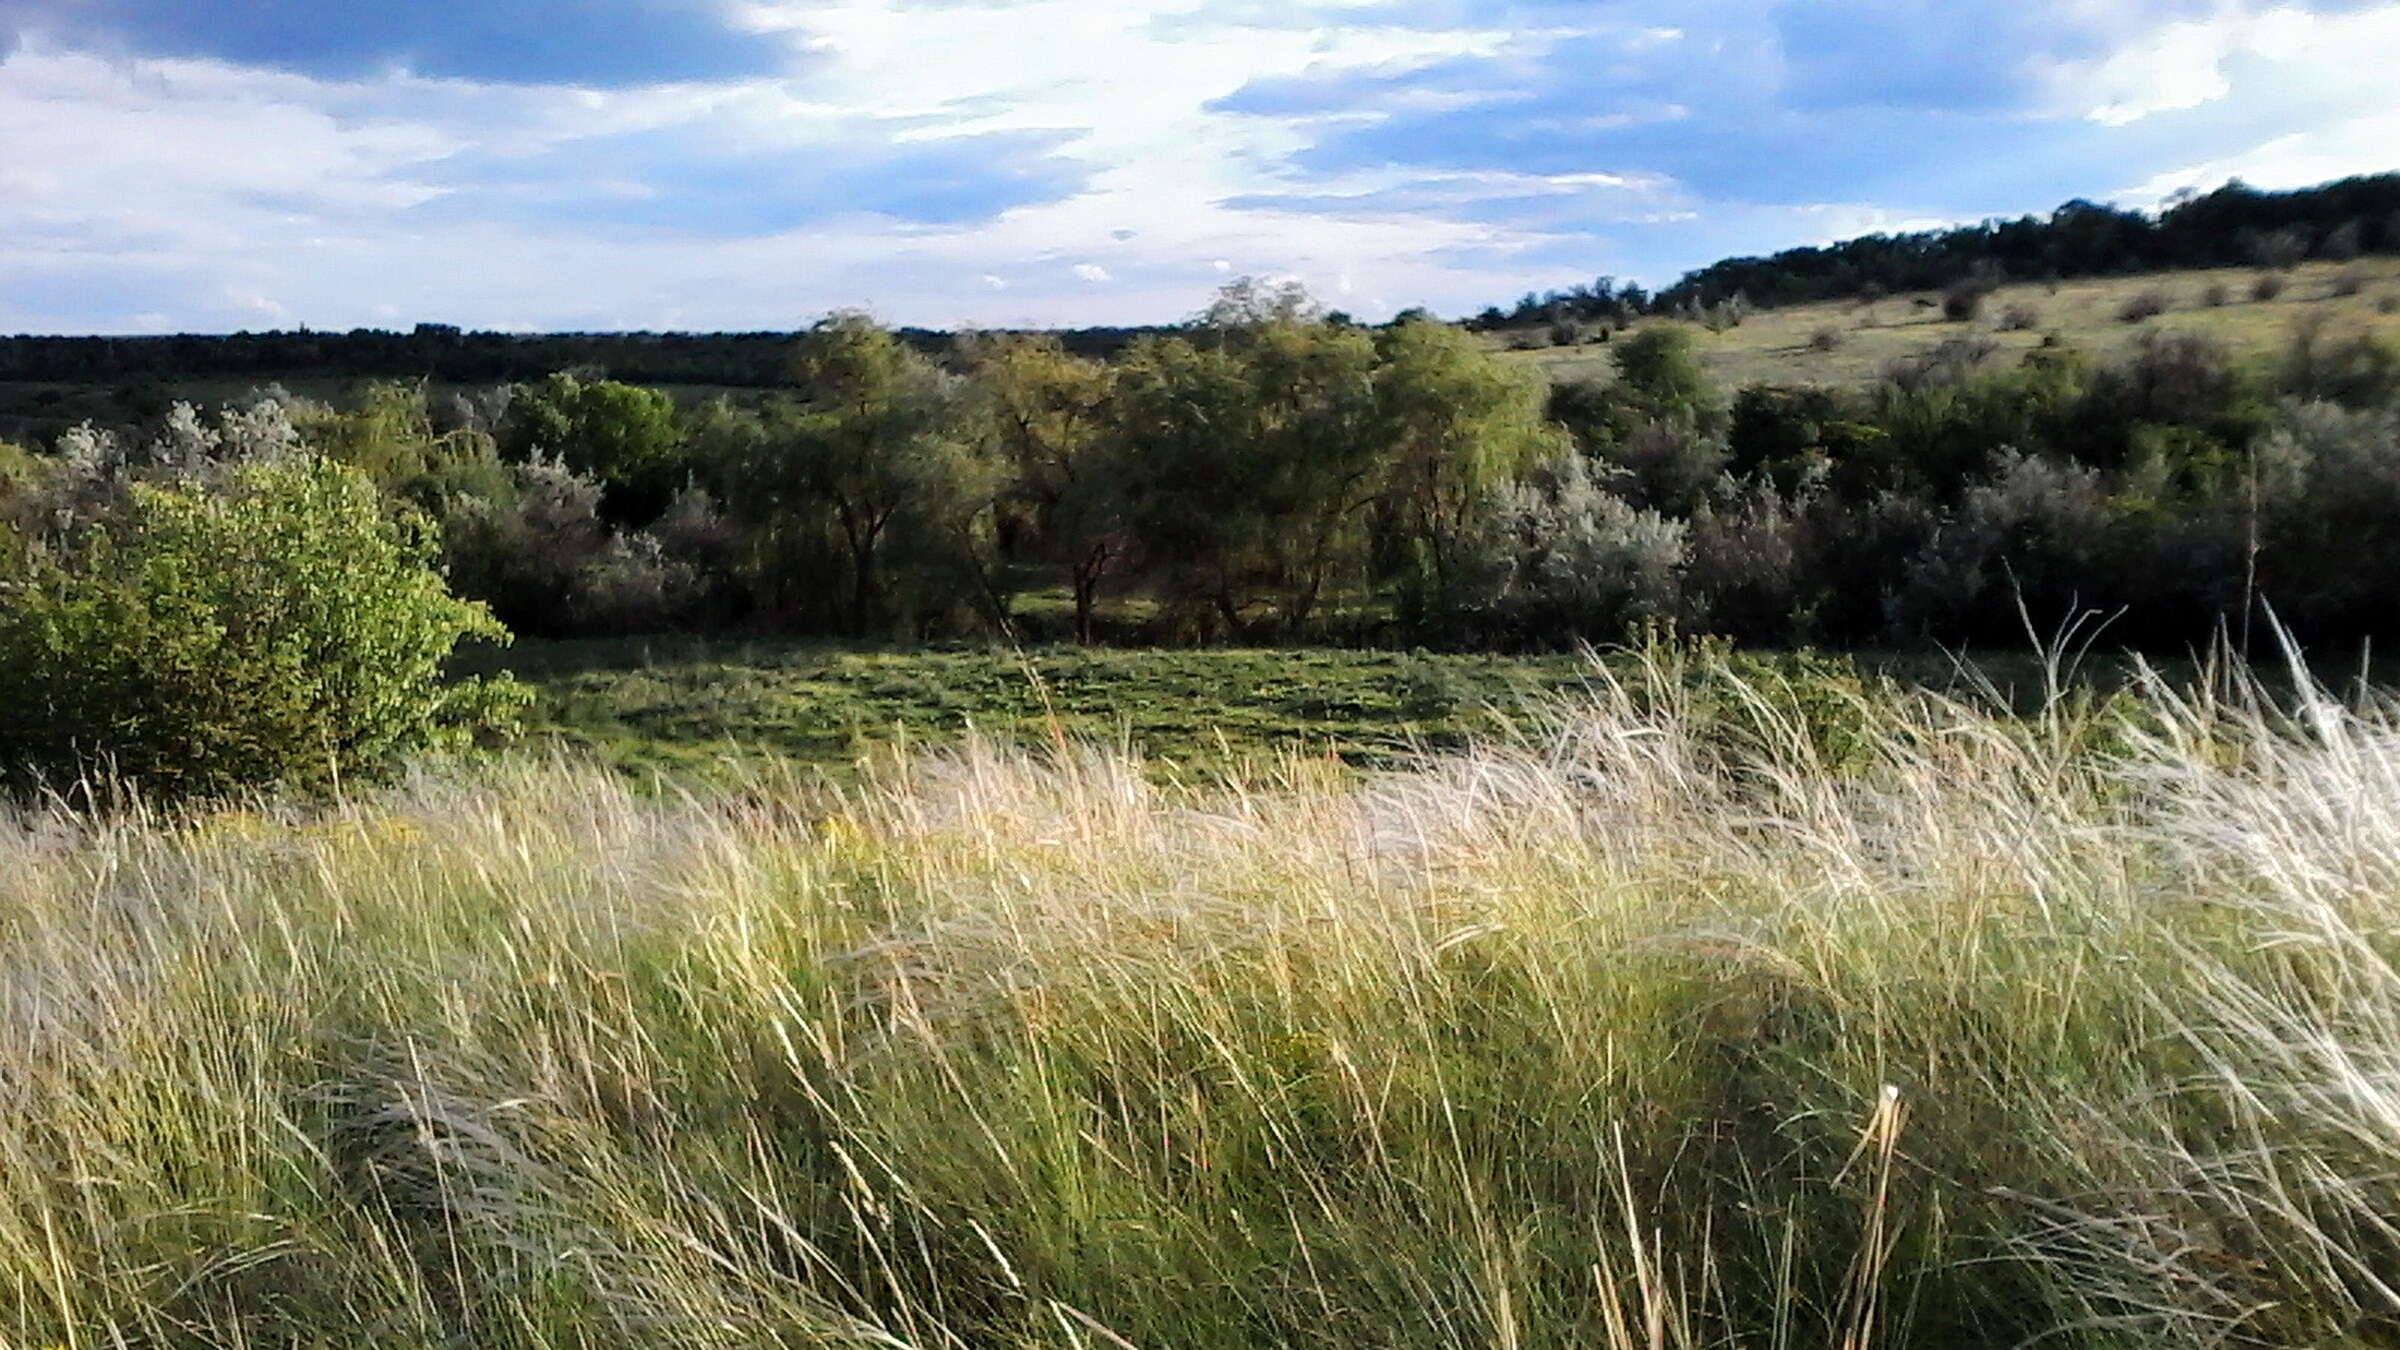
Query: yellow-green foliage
4 650 2400 1346
0 454 524 800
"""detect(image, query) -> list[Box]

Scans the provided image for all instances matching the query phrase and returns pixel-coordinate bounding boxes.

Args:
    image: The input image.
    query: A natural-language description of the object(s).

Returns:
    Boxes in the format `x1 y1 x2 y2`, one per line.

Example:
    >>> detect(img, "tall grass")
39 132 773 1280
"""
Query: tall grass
6 645 2400 1347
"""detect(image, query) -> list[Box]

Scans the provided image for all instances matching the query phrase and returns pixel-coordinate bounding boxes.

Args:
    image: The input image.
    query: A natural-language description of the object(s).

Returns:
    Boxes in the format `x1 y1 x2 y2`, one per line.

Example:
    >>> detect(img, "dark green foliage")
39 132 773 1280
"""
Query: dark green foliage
1727 383 1883 490
498 372 683 523
0 455 521 800
1547 325 1724 467
13 256 2400 668
705 314 1002 636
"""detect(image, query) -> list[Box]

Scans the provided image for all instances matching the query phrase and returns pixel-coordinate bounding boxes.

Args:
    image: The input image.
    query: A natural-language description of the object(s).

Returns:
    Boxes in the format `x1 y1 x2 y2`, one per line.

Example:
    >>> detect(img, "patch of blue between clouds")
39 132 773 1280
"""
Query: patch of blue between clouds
405 125 1093 234
1217 0 2384 222
0 0 792 85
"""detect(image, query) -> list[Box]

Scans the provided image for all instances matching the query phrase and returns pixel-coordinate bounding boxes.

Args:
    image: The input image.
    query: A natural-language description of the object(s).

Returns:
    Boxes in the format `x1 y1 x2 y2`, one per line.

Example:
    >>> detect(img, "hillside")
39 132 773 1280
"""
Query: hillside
1502 256 2400 391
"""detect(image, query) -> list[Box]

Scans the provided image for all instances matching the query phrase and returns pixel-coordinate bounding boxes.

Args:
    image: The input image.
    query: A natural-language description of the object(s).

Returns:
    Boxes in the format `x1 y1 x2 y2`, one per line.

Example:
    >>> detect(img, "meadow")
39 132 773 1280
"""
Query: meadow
477 637 2115 782
10 642 2400 1347
1506 256 2400 390
484 639 1625 780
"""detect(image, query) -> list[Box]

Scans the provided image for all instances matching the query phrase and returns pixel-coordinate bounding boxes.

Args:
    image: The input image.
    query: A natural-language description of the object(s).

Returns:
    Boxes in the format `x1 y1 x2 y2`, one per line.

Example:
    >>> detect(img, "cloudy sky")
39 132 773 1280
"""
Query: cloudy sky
2 0 2395 334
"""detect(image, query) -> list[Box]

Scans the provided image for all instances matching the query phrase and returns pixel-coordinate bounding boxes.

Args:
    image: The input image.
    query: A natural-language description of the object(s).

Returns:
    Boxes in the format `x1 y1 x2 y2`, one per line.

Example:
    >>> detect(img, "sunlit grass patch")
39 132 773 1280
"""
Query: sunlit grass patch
7 645 2400 1345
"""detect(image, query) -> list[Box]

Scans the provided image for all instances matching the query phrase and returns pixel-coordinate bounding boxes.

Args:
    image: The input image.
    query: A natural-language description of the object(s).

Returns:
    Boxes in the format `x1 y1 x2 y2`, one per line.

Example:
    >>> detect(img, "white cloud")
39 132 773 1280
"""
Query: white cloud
2081 3 2400 202
0 1 1554 329
3 0 2398 333
2041 3 2400 128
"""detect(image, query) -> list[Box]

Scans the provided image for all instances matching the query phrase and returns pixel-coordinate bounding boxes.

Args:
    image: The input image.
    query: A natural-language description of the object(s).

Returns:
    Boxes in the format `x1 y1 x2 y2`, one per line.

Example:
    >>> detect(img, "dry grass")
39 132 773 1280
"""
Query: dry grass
7 643 2400 1347
1508 258 2400 390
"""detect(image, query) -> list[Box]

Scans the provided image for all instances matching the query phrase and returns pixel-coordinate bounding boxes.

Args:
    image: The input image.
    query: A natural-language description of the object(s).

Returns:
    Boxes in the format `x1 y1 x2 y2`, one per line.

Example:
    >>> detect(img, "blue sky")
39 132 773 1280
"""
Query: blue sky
1 0 2395 333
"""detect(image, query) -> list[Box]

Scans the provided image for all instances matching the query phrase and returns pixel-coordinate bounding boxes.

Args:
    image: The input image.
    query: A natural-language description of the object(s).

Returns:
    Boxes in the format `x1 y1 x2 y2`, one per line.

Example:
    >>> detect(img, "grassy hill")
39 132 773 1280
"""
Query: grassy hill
1502 256 2400 390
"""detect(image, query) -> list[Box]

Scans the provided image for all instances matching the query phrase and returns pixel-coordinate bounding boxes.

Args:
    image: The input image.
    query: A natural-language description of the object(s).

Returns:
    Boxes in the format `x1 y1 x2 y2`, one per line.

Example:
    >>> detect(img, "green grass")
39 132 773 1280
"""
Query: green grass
1506 256 2400 390
476 634 2349 785
11 645 2400 1346
472 638 1609 781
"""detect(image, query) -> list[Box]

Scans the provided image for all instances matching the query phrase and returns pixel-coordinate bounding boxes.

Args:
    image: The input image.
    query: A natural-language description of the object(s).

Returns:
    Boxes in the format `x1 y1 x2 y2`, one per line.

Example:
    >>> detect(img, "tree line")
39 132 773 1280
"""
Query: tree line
0 321 1170 393
9 173 2391 405
1471 172 2400 330
8 276 2400 667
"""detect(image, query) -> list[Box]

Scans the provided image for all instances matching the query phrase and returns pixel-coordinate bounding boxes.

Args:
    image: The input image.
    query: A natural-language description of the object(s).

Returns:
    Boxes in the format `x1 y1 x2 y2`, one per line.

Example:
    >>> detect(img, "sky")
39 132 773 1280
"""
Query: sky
1 0 2396 334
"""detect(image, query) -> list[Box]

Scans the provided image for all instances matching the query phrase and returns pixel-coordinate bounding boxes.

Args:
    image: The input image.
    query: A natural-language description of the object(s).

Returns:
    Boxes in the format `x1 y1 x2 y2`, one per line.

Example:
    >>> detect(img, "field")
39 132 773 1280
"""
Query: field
1505 256 2400 389
480 639 1619 780
10 645 2400 1346
472 637 2141 782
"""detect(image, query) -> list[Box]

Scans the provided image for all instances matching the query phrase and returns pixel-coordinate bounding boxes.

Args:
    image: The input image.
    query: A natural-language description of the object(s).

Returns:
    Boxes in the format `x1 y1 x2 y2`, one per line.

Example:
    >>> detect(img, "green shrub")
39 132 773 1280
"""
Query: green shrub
0 455 524 800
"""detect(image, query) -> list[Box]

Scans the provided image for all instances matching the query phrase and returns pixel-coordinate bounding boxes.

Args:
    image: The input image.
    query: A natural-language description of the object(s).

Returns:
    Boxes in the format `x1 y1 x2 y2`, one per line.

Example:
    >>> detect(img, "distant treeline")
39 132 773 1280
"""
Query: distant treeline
10 275 2400 657
1472 173 2400 329
0 322 1168 388
9 174 2394 391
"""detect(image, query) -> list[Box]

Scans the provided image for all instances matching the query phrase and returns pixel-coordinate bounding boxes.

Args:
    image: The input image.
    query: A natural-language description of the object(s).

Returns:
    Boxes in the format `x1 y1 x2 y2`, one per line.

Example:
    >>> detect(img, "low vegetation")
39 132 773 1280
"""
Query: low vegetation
0 409 521 800
8 645 2400 1347
488 639 1607 780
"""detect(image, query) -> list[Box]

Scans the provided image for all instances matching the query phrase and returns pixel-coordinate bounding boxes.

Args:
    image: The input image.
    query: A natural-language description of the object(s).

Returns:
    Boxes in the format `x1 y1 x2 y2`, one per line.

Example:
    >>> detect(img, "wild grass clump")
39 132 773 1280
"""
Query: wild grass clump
7 643 2400 1347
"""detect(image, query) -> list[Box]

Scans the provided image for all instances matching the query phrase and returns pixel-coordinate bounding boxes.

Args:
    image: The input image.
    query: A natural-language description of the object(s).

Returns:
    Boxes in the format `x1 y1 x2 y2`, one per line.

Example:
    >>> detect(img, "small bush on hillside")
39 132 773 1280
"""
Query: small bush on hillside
1699 293 1750 333
1942 275 1997 321
2328 267 2367 298
2202 281 2230 307
1808 325 1845 351
2380 292 2400 315
1997 302 2042 331
2278 314 2400 407
1885 336 1999 392
2116 289 2171 323
0 455 520 800
2252 271 2288 302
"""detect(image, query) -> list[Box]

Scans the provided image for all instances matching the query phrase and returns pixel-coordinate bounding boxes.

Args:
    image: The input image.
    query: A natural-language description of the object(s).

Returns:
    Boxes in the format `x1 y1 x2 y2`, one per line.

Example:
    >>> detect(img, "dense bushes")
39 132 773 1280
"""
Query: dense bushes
0 432 519 799
1441 453 1686 644
12 280 2400 663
